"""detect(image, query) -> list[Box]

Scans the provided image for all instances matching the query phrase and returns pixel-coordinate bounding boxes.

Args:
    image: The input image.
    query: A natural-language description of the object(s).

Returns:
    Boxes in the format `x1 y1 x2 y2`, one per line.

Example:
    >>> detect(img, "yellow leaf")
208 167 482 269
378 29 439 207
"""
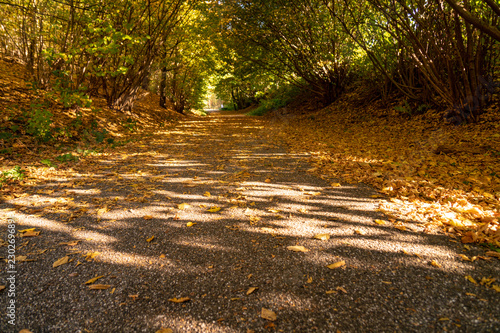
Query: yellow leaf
88 284 111 290
325 290 337 294
331 183 341 187
168 297 190 303
84 275 105 285
156 329 173 333
430 260 441 268
394 225 406 231
203 192 211 197
53 256 69 268
465 275 477 284
84 251 100 261
313 234 330 241
186 222 197 227
143 215 153 220
261 308 277 321
382 281 392 284
327 261 346 269
336 286 347 293
19 228 36 233
485 251 500 259
306 276 313 283
492 285 500 292
20 230 40 237
458 254 471 261
159 254 166 258
146 236 155 242
178 203 191 210
374 219 386 225
264 179 272 183
207 207 221 212
354 229 366 235
97 206 108 215
287 245 309 252
0 285 5 291
439 317 450 321
246 287 258 295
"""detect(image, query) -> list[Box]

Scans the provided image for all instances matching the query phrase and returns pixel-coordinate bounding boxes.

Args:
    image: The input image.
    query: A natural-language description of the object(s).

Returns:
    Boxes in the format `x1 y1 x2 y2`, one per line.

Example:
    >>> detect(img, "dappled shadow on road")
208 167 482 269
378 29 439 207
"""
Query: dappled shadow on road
1 115 499 332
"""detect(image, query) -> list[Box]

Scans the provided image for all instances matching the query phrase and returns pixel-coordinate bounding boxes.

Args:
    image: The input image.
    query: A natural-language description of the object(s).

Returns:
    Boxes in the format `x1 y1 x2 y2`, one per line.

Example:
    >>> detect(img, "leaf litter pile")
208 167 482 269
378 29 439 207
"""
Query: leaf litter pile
1 58 500 332
275 91 500 248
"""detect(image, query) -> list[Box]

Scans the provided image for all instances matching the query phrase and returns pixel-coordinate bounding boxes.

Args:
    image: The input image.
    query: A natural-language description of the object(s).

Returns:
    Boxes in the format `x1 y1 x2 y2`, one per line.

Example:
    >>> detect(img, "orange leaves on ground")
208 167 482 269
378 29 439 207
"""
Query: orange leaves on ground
168 297 190 303
261 308 277 321
327 261 346 269
286 245 309 252
88 284 111 290
53 256 69 268
313 234 330 240
277 102 500 246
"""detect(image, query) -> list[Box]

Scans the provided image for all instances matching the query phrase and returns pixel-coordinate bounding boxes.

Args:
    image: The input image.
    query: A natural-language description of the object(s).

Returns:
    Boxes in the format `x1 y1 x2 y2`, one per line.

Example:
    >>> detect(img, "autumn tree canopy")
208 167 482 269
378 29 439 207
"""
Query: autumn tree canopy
0 0 498 118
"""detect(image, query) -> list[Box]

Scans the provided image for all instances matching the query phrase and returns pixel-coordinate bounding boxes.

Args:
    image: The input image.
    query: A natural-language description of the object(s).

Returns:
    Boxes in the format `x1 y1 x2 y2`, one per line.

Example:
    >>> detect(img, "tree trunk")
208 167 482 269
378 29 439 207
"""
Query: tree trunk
159 66 167 108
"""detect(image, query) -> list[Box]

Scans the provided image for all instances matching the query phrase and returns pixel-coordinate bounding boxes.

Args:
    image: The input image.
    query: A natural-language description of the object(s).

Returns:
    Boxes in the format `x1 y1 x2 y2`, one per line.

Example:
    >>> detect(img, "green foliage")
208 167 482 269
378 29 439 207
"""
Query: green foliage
41 159 57 168
247 84 299 116
56 153 79 163
26 103 53 141
0 166 26 187
122 118 137 132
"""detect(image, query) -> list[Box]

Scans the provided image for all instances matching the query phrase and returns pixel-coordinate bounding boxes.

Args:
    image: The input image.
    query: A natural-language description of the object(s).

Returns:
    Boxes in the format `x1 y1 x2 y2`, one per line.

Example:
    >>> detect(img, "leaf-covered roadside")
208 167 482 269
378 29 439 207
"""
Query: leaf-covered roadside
274 94 500 247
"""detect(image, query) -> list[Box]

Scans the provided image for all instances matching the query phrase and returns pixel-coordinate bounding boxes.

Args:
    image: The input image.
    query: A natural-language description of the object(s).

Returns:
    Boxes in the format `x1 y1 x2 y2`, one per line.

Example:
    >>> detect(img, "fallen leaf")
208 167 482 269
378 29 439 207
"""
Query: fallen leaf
336 286 347 293
355 229 366 235
331 183 341 187
465 275 477 284
159 254 166 258
19 228 36 233
178 203 191 210
20 230 40 237
430 260 441 268
306 276 313 283
0 285 5 291
492 285 500 292
458 254 471 261
325 290 337 294
374 219 386 225
186 222 197 227
19 330 33 333
156 329 173 333
313 234 330 241
207 207 221 212
84 275 105 285
264 179 272 183
439 317 450 321
97 206 108 215
327 261 346 269
84 252 100 261
168 297 190 303
287 245 309 252
203 192 211 197
88 284 111 290
143 215 153 220
485 251 500 259
246 287 258 295
146 236 155 242
261 308 277 321
53 256 69 268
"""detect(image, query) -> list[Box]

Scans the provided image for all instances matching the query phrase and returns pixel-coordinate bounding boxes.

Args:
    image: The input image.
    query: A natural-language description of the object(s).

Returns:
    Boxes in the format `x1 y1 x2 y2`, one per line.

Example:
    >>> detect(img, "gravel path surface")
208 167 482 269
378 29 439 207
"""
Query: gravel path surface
1 114 499 332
